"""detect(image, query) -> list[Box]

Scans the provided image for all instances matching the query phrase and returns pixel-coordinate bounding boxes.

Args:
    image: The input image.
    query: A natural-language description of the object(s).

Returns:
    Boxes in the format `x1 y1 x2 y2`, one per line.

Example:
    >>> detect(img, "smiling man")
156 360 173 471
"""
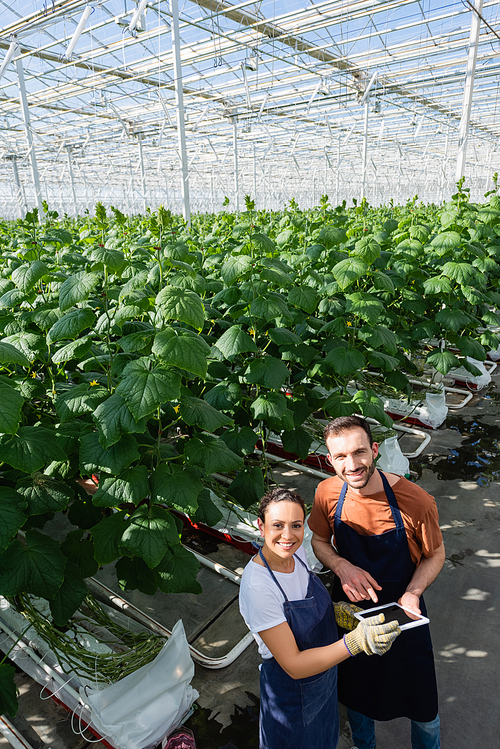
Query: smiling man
309 415 445 749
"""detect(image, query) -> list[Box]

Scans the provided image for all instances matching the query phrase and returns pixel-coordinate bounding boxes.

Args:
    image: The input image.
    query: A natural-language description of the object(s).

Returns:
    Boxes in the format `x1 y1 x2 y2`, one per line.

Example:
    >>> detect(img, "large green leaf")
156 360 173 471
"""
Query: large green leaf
423 276 453 295
318 226 346 247
281 427 313 460
430 231 462 251
79 432 140 474
324 346 365 375
60 530 99 579
52 336 93 364
243 356 290 389
0 341 30 367
115 358 181 420
251 232 275 253
0 663 18 717
435 307 471 332
426 349 460 375
151 464 203 514
0 381 24 434
221 255 253 285
91 246 126 272
180 396 233 431
322 392 357 418
357 324 398 355
152 327 211 378
220 426 257 456
204 382 242 411
287 286 318 314
227 466 266 509
455 336 486 361
93 393 147 448
373 271 395 293
55 383 109 422
2 332 45 362
49 561 88 627
267 327 302 345
213 325 258 359
191 488 223 527
0 488 26 552
12 261 49 293
250 391 288 422
352 237 381 264
441 262 478 286
250 294 292 321
115 556 159 595
91 511 129 565
16 474 73 515
0 531 66 599
59 271 99 311
346 293 384 325
156 286 205 330
351 390 392 427
332 257 368 290
47 308 96 343
150 543 200 595
117 330 155 353
366 350 399 371
0 426 65 472
93 465 150 507
184 433 243 474
120 505 178 569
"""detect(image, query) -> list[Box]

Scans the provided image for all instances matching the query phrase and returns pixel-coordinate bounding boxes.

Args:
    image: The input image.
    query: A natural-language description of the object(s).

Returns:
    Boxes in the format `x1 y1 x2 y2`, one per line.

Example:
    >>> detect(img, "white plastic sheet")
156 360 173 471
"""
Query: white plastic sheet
377 435 410 476
383 384 447 429
447 357 491 390
82 620 198 749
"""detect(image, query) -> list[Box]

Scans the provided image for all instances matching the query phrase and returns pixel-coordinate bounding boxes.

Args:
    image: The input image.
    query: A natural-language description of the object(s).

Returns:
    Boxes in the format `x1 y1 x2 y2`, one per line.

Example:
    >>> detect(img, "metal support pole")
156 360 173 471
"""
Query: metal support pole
16 58 43 217
66 145 77 216
336 137 340 206
170 0 191 226
253 144 257 203
456 0 483 182
361 99 369 201
138 134 147 213
232 117 240 212
9 156 26 217
440 131 450 203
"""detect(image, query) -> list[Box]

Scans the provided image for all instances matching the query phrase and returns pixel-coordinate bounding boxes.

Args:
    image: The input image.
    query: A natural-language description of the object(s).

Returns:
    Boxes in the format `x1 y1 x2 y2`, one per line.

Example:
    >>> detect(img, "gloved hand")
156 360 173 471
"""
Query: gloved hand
344 613 401 656
333 601 363 632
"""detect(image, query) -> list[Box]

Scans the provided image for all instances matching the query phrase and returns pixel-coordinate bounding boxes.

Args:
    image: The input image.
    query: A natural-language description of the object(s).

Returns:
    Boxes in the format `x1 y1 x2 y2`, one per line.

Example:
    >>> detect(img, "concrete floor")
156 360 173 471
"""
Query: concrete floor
3 377 500 748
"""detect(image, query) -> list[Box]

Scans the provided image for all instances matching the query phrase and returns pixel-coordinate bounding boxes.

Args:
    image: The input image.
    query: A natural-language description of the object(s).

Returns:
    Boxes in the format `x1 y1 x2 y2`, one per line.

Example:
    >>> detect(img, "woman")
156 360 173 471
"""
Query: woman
239 488 401 749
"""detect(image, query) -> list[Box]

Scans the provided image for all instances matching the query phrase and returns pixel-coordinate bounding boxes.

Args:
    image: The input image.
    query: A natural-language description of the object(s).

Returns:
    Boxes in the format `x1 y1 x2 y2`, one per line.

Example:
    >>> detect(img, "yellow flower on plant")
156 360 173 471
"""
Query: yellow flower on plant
173 404 181 413
90 379 99 386
31 372 37 379
249 328 256 336
346 321 352 327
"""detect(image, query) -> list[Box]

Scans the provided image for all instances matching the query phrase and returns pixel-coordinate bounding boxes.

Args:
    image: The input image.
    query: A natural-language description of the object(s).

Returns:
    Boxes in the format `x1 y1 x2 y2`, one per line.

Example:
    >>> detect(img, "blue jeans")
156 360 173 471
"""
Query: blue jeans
348 708 440 749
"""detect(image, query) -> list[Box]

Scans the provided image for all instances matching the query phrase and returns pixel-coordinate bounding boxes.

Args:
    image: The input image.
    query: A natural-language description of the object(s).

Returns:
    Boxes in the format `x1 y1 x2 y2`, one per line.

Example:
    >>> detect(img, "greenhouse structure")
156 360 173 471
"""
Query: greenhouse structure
0 2 499 749
1 0 500 217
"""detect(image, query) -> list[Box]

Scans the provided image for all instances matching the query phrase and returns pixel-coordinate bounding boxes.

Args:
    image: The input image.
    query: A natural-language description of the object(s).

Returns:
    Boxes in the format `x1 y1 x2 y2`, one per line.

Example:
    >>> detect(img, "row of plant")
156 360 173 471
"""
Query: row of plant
0 181 500 711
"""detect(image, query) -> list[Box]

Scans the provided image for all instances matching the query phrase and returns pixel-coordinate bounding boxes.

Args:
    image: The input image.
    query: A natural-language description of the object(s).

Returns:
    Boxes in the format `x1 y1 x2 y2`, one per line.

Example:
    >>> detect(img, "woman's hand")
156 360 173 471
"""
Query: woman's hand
333 601 363 631
344 613 401 656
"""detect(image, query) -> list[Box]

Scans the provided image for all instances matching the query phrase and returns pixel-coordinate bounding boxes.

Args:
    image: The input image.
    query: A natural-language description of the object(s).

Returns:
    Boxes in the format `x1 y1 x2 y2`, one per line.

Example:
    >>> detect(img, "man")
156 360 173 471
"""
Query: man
309 415 445 749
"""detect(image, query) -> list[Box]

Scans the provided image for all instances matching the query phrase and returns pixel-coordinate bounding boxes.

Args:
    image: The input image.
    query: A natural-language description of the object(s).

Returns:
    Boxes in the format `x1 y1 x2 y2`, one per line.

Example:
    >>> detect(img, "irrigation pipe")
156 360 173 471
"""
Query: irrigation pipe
0 715 39 749
254 449 331 480
407 379 473 409
0 618 84 707
86 578 254 670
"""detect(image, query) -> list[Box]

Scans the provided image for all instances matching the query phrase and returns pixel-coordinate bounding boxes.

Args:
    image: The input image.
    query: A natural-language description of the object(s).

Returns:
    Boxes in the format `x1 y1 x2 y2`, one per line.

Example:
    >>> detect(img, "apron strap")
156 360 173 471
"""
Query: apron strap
334 470 405 531
258 548 312 602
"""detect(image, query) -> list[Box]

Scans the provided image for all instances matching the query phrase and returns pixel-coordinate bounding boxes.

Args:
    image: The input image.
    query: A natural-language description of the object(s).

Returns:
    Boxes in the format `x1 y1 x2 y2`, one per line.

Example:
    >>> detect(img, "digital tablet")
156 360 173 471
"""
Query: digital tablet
353 602 430 631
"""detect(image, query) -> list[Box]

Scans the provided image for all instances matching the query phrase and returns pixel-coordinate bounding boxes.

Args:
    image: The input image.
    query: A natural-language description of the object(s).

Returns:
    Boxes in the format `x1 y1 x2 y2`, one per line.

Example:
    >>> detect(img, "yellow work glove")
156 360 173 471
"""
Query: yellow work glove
333 601 363 632
344 613 401 656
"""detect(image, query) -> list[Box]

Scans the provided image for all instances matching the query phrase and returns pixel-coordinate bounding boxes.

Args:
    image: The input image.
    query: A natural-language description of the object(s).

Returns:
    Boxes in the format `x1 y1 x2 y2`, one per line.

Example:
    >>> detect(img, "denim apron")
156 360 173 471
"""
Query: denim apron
258 549 340 749
332 471 438 722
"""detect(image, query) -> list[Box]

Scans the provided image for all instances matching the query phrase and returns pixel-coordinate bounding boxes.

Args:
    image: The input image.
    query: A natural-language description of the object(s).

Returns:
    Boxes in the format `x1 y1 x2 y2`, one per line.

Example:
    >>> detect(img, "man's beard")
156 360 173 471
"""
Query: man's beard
339 458 376 489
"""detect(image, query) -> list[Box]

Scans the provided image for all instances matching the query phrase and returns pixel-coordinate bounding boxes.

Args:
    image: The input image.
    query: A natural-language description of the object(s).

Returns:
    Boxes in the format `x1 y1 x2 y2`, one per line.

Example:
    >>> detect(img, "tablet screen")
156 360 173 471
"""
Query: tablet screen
358 604 420 627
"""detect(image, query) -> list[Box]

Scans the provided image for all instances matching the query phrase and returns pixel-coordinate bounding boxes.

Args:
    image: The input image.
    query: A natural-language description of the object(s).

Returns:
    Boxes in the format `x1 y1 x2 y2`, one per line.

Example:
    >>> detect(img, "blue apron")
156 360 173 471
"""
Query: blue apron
332 471 438 722
258 549 339 749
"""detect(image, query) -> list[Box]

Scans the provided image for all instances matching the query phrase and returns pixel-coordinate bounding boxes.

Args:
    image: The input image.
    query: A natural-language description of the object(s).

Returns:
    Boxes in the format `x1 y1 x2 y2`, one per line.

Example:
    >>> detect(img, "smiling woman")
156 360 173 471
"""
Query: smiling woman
238 489 401 749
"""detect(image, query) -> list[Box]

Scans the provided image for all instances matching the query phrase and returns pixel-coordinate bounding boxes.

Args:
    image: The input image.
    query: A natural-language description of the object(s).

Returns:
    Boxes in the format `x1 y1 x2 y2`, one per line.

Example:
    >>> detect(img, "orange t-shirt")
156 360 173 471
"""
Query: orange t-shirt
308 474 443 566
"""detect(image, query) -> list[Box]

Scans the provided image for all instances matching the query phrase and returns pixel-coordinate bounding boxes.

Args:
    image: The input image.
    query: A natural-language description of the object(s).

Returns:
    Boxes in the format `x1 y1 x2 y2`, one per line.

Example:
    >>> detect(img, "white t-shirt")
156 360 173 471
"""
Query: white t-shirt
239 545 311 659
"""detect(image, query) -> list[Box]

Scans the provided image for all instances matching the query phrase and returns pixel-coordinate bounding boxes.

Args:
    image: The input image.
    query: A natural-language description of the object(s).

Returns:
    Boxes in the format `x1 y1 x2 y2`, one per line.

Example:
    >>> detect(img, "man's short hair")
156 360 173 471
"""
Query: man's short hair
323 415 373 446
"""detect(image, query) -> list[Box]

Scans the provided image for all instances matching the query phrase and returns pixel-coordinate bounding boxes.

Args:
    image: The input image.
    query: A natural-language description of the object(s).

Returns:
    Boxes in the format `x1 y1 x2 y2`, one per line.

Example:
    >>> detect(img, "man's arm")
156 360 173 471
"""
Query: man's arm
399 542 445 614
311 532 382 603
